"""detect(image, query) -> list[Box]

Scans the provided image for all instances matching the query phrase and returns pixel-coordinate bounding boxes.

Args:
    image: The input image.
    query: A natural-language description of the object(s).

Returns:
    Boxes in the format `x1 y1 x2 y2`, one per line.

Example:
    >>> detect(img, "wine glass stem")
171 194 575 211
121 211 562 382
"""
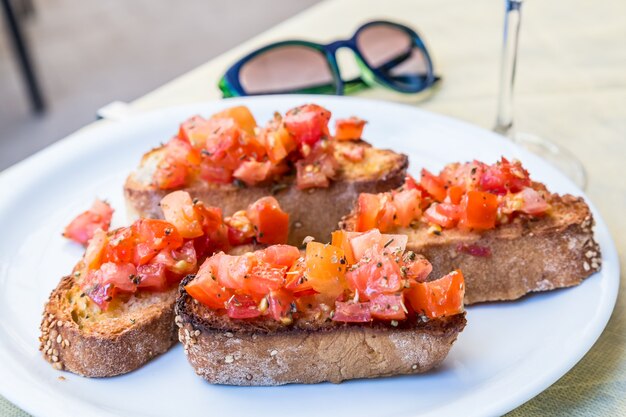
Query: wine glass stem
495 0 523 137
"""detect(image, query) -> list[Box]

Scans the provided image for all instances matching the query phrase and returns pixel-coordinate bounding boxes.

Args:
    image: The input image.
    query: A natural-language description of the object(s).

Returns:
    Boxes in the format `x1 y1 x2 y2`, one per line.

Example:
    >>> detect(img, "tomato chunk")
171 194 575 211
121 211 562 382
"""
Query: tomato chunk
283 104 331 146
420 169 447 202
332 301 371 322
185 257 231 309
212 106 257 136
160 191 204 239
63 199 113 246
305 242 346 300
370 294 406 320
334 117 367 141
247 196 289 244
461 191 498 230
227 294 261 319
406 270 465 319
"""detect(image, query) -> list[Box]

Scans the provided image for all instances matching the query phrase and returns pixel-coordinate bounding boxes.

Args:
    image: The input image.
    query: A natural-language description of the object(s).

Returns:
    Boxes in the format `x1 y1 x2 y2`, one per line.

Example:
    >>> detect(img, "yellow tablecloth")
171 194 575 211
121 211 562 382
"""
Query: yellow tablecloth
2 0 624 415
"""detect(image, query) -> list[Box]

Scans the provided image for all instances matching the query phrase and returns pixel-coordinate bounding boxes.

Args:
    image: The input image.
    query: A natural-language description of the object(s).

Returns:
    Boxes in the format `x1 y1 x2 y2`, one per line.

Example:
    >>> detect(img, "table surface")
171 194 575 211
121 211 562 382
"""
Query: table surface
2 0 625 415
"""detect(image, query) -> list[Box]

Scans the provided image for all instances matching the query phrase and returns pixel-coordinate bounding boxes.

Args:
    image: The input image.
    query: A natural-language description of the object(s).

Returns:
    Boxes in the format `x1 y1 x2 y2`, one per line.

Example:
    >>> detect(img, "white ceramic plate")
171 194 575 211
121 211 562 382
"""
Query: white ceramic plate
0 96 618 417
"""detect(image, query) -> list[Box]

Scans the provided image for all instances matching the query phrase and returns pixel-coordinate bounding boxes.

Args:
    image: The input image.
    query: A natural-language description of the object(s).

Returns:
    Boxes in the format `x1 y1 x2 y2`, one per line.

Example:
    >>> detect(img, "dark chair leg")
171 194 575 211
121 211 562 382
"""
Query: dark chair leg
1 0 46 113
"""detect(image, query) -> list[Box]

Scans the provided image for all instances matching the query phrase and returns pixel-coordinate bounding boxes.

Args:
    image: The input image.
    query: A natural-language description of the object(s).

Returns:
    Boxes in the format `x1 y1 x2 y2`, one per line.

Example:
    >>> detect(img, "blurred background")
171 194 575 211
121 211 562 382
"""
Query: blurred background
0 0 319 170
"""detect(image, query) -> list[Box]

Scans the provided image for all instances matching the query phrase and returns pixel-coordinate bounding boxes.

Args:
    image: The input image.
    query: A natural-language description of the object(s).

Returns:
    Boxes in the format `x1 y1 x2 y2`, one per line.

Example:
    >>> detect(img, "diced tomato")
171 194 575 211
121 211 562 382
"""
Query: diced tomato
331 230 356 265
247 196 289 244
184 259 231 309
355 193 383 232
332 301 371 322
81 269 115 310
262 125 297 164
154 137 201 189
103 227 135 264
305 242 346 300
160 191 204 239
132 219 183 252
348 229 407 261
369 294 406 320
199 163 233 184
420 169 447 202
405 270 465 319
461 191 498 230
260 245 301 268
446 186 465 205
226 225 253 246
99 262 137 293
226 294 261 319
151 241 197 278
83 228 108 270
210 252 251 290
392 189 421 227
283 104 331 146
334 117 367 141
295 158 330 189
479 158 531 195
403 175 420 191
284 257 316 297
178 115 212 148
423 203 462 228
244 261 287 295
136 263 168 291
268 289 295 321
233 160 272 186
345 251 403 300
63 199 114 246
404 255 433 283
211 106 257 136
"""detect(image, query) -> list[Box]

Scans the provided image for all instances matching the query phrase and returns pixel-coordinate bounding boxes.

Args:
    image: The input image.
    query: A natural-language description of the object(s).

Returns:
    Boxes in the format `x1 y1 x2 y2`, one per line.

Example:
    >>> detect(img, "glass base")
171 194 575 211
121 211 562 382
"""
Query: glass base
511 132 587 190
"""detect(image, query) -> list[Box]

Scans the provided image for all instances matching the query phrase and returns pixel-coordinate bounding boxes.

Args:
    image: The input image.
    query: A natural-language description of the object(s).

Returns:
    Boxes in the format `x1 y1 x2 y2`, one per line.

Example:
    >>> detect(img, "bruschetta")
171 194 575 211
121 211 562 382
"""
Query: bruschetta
39 191 288 377
341 158 602 304
175 229 466 385
124 105 408 246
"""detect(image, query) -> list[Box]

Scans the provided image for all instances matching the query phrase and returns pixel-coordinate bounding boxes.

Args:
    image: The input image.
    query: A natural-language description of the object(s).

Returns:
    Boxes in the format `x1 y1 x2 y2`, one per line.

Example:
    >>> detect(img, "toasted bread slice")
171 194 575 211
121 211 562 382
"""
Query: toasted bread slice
39 275 178 377
124 140 408 246
342 194 601 304
175 275 466 386
39 241 259 377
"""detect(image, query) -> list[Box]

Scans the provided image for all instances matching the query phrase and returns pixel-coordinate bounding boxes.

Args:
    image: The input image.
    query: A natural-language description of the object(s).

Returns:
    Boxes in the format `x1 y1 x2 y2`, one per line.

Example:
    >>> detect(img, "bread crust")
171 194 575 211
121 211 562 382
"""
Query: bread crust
175 276 466 386
39 276 178 377
124 141 408 246
342 194 602 304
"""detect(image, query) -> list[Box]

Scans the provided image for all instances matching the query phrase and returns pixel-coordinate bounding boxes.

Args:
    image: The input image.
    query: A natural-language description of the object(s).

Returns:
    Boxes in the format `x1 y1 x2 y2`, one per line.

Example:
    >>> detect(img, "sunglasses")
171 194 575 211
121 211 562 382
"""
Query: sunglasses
219 20 440 97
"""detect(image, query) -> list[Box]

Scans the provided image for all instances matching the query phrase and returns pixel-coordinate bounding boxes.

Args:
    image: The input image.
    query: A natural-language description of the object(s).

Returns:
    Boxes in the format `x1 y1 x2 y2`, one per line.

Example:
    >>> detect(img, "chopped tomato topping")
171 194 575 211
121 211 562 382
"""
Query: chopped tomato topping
233 160 272 186
332 301 371 322
160 190 204 238
406 270 465 319
211 106 257 136
334 117 367 141
78 192 287 311
247 196 289 244
63 199 113 246
420 169 447 202
185 229 464 325
370 294 406 320
226 294 261 319
353 158 546 234
283 104 331 146
460 191 498 230
305 242 346 301
154 137 200 189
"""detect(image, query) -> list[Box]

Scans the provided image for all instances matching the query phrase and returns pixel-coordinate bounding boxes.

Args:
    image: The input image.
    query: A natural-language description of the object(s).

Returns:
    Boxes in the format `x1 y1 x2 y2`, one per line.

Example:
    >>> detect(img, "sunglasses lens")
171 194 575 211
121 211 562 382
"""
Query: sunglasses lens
356 24 431 91
239 45 336 95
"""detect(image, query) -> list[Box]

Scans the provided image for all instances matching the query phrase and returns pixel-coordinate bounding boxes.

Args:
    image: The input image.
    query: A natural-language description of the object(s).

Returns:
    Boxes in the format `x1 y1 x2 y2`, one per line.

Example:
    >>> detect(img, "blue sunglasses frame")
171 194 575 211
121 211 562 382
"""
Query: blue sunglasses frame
219 20 439 97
